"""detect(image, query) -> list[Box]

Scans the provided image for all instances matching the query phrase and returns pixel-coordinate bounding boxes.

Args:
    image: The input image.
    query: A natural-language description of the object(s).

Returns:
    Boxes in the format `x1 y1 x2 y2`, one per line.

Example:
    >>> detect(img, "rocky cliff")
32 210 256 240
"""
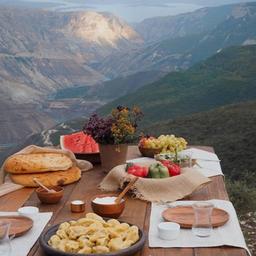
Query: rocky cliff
0 7 143 145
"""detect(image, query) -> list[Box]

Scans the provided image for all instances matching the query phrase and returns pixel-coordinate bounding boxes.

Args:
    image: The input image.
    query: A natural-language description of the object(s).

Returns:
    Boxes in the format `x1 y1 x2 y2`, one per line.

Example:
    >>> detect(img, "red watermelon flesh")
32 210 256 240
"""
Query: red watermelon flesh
60 131 99 154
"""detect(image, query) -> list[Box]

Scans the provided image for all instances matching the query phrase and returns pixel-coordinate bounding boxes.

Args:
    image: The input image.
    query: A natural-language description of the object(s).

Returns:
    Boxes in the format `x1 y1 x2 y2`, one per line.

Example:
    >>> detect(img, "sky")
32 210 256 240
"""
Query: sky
1 0 255 22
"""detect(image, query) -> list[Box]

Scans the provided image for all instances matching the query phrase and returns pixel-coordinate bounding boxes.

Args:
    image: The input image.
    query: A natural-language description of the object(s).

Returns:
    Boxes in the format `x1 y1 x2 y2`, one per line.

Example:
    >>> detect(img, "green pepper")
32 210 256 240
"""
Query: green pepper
148 162 169 179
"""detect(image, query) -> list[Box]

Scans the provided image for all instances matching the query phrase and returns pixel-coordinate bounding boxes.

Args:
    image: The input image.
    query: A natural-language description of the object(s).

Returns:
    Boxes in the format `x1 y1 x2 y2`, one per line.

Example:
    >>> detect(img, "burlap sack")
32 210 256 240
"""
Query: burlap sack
100 161 211 202
0 145 93 195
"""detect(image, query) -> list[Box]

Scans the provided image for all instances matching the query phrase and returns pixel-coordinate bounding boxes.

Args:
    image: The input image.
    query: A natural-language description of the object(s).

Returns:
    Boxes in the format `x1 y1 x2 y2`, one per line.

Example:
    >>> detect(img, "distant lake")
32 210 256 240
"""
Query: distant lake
20 0 202 22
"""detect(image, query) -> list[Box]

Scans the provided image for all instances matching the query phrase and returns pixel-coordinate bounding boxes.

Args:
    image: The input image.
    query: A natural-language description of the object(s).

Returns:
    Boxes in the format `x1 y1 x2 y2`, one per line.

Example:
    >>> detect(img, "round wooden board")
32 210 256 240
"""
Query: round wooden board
0 216 33 237
162 206 229 228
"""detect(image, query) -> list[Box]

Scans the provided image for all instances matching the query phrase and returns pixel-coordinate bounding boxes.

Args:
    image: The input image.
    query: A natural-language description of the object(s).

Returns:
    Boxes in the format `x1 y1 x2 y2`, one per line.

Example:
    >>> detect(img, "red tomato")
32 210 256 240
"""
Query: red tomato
142 166 149 177
127 167 137 176
160 160 181 176
126 163 148 178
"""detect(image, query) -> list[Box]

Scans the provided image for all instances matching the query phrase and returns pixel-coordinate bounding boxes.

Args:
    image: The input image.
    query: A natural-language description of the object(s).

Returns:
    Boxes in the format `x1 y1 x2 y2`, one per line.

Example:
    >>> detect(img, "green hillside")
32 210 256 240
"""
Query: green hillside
87 70 166 101
99 45 256 125
145 101 256 252
144 101 256 182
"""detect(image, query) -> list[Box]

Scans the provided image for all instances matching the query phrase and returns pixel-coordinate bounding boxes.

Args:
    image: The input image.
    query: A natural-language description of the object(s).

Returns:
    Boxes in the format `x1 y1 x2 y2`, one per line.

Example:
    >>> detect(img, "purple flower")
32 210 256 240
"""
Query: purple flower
83 114 114 144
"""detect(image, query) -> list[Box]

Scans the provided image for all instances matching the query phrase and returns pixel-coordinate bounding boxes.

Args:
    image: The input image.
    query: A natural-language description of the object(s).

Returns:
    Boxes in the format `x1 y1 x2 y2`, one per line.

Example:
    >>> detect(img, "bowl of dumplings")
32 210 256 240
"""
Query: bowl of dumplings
39 212 146 256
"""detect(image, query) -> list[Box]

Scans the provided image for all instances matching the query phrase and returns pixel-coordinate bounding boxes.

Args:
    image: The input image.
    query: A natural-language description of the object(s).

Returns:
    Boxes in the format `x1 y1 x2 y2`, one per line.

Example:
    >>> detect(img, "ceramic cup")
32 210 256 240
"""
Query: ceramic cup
158 222 180 240
18 206 39 217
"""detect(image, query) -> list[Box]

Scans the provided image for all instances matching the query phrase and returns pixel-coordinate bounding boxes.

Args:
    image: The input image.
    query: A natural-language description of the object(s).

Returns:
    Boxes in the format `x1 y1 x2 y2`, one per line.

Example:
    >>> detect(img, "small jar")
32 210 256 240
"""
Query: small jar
70 200 85 213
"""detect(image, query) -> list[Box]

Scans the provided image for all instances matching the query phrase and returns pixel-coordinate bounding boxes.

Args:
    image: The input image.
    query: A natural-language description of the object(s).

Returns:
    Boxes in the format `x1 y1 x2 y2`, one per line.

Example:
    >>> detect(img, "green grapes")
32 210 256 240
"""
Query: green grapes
143 135 187 153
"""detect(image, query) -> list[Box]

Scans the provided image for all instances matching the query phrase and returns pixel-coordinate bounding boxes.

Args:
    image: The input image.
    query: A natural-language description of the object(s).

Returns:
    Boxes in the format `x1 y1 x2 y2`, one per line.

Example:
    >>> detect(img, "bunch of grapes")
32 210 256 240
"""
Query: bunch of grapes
158 135 187 153
140 135 187 153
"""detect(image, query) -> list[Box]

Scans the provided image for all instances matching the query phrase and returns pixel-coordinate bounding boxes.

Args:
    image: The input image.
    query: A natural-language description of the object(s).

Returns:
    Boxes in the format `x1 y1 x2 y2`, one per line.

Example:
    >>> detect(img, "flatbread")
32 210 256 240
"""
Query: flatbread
4 153 73 174
9 166 81 187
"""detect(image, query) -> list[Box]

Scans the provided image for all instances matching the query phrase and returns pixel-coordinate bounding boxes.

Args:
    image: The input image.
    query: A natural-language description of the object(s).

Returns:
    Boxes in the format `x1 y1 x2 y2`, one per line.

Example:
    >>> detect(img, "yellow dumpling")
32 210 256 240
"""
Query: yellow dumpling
78 235 94 248
129 225 139 233
56 239 68 252
118 230 129 240
69 220 78 226
65 240 80 253
92 245 110 253
77 218 95 226
96 237 109 246
107 219 120 227
126 226 140 243
48 235 61 249
107 227 120 239
56 229 68 239
86 213 104 221
59 222 70 230
89 221 104 229
78 245 92 254
67 226 88 239
89 230 108 243
108 237 124 252
85 226 98 236
115 223 130 232
123 239 135 248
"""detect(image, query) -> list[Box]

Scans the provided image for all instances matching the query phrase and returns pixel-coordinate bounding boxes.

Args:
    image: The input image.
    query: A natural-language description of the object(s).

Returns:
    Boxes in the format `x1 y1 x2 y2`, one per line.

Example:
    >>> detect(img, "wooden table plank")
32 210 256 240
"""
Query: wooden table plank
0 187 34 211
0 145 247 256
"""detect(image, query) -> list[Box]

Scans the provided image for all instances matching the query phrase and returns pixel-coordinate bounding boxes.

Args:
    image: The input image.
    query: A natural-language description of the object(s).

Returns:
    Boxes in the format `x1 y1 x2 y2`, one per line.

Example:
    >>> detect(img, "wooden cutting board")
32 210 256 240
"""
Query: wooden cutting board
0 216 33 237
162 206 229 228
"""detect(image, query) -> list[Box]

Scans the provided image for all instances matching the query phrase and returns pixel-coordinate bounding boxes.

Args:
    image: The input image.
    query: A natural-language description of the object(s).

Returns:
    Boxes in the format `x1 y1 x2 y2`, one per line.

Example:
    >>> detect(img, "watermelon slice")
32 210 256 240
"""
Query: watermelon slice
60 131 99 154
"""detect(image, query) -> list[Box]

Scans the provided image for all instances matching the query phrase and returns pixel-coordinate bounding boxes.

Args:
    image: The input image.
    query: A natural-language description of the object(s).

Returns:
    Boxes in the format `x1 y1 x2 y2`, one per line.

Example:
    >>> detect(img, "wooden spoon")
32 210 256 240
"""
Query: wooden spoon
33 178 56 193
115 177 139 204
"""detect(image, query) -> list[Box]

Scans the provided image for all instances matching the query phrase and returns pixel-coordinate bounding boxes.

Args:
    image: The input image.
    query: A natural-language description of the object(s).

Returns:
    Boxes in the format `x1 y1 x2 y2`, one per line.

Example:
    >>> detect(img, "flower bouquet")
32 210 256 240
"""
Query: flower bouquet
84 106 143 171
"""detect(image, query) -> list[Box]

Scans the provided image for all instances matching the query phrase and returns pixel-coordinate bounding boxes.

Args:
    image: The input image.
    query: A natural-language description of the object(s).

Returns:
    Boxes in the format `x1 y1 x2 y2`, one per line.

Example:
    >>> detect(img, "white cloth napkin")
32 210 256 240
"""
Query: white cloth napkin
0 211 53 256
182 148 223 177
182 148 220 161
0 182 23 197
149 199 251 255
192 162 223 177
127 157 155 164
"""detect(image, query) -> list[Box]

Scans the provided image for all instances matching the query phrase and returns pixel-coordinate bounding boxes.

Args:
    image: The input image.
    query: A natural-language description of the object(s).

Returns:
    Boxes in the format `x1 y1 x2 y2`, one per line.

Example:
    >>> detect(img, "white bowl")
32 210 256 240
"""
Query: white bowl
158 222 180 240
18 206 39 217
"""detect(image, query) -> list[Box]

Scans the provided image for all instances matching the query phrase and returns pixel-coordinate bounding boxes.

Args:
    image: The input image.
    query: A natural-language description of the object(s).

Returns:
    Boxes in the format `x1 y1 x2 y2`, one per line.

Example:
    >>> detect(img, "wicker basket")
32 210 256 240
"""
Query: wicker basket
138 147 162 158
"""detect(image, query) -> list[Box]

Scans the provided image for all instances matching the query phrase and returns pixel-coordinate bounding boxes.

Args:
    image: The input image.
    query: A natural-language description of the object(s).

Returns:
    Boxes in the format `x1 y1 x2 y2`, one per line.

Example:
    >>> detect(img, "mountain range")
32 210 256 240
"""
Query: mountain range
95 2 256 77
99 45 256 124
1 2 256 146
0 7 142 144
0 8 142 103
134 4 234 43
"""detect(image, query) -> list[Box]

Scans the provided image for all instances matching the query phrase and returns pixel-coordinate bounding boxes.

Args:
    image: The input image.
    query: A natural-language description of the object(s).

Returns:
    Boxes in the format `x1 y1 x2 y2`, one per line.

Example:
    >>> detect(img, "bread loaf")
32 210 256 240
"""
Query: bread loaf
9 166 81 187
4 153 73 174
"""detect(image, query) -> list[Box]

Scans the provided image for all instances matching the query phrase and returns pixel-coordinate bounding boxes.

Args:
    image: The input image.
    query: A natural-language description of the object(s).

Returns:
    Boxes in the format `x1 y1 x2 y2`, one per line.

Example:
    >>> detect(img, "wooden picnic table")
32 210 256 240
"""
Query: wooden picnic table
0 146 247 256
